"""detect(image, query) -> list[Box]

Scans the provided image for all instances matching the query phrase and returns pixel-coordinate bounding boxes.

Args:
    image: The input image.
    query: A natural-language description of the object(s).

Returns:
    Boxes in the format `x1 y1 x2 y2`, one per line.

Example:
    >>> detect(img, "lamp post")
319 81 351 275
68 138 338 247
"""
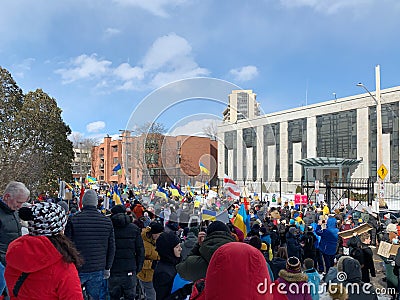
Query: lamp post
79 142 83 183
357 65 383 205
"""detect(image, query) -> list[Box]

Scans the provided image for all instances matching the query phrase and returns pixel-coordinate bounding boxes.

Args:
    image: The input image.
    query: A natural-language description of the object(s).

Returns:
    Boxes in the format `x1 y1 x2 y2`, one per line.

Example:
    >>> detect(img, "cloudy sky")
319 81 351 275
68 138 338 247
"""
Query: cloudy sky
1 0 400 140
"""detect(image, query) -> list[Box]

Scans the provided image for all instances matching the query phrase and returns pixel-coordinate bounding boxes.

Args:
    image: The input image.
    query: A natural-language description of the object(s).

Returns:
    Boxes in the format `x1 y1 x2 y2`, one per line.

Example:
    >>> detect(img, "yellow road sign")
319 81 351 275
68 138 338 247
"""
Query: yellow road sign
378 164 388 180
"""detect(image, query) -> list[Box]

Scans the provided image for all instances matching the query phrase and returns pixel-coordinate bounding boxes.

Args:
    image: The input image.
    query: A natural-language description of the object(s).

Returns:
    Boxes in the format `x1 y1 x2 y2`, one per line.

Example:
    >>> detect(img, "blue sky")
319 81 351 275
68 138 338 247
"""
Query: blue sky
1 0 400 141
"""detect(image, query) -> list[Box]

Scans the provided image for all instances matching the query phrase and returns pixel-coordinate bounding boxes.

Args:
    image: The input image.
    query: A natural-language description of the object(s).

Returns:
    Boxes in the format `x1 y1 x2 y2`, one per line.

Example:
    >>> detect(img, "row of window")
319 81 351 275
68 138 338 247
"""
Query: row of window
224 104 400 183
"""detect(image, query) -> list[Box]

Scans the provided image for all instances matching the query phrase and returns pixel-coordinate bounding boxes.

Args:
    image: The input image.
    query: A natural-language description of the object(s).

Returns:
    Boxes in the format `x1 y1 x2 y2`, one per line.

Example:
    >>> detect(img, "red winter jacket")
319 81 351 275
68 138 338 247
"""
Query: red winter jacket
5 235 83 300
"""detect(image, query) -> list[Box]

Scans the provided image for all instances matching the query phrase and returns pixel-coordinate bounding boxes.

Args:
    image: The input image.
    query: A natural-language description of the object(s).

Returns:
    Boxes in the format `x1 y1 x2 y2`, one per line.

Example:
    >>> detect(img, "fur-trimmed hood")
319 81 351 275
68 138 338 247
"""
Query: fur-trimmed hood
337 255 352 272
278 269 308 283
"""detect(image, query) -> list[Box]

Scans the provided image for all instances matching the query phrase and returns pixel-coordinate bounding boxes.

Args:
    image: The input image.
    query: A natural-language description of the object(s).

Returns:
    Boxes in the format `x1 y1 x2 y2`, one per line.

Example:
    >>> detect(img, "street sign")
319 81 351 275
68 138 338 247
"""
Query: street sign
377 164 388 180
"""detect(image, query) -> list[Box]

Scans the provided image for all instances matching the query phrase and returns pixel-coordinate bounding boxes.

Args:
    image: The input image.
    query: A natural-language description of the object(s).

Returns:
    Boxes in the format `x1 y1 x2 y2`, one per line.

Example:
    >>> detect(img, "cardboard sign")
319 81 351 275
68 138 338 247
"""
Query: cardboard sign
64 192 72 200
377 241 400 258
338 223 373 240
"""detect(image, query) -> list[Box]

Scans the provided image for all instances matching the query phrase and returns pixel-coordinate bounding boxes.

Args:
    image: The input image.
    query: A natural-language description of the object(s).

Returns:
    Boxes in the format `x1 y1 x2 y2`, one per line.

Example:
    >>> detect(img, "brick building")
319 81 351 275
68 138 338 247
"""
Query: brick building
92 133 217 186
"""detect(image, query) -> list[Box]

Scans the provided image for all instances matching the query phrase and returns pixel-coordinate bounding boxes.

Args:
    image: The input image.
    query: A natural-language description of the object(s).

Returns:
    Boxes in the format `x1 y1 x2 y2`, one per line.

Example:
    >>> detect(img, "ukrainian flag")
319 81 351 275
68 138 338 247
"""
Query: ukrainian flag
87 175 97 183
199 162 210 175
202 209 217 221
113 163 122 175
170 188 181 198
112 184 122 205
233 204 250 238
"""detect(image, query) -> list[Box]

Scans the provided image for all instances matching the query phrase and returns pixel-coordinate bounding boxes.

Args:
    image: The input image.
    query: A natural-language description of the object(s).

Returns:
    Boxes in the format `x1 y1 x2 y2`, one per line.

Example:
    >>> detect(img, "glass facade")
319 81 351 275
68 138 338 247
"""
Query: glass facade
288 118 307 181
224 131 237 180
316 110 357 159
369 103 399 182
237 92 249 120
243 127 257 181
263 123 280 181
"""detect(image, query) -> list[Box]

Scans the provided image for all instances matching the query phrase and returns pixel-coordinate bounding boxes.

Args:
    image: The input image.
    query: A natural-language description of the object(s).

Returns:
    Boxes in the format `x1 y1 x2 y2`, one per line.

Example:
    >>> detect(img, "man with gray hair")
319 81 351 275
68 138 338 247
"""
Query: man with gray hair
0 181 30 298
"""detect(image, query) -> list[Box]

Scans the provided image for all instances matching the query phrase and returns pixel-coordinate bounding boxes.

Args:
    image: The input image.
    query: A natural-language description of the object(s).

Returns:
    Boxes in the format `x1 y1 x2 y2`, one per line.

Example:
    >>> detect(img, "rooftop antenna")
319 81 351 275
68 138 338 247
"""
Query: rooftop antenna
333 92 337 102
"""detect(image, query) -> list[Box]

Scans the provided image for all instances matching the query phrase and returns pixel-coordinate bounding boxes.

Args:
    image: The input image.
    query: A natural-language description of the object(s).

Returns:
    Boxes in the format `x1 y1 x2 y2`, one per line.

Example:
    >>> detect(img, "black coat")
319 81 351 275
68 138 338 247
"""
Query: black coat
286 232 302 259
269 257 287 280
65 206 115 273
110 213 145 275
0 201 22 265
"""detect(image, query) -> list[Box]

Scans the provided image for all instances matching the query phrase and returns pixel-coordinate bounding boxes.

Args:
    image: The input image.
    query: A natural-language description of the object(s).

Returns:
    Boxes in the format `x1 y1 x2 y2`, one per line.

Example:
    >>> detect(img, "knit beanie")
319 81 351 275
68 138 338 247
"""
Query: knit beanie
82 190 98 207
19 202 67 236
286 256 301 273
206 220 230 235
57 201 69 213
150 221 164 234
111 204 126 215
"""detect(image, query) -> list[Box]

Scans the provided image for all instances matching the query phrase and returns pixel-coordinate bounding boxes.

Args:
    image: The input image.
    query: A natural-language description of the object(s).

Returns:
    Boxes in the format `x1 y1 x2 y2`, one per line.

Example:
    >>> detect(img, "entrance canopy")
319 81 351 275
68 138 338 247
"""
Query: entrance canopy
296 157 362 181
296 157 362 168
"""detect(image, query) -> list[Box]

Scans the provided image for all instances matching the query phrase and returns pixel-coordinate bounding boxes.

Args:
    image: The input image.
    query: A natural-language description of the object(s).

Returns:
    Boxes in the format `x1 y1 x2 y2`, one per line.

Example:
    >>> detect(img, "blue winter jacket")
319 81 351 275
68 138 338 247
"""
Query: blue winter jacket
316 217 339 255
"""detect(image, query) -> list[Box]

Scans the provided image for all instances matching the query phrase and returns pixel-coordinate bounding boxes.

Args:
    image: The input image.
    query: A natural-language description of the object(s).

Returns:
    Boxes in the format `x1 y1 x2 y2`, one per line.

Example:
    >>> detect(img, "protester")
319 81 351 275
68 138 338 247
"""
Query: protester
5 202 83 299
270 247 289 281
65 189 115 300
275 256 312 300
153 232 184 300
137 222 163 300
109 204 145 300
303 258 320 300
316 217 339 272
180 227 198 261
176 220 235 282
0 181 30 297
196 242 274 300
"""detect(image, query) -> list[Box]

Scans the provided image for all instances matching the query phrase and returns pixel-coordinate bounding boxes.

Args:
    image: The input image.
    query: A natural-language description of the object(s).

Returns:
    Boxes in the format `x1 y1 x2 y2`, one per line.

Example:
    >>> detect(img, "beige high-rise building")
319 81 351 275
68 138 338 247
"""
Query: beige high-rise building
223 90 260 123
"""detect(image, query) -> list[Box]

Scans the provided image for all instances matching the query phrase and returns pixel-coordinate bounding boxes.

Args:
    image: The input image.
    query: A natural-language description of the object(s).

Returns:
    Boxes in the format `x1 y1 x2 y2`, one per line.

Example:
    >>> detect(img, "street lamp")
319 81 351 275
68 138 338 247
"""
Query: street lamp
357 65 384 207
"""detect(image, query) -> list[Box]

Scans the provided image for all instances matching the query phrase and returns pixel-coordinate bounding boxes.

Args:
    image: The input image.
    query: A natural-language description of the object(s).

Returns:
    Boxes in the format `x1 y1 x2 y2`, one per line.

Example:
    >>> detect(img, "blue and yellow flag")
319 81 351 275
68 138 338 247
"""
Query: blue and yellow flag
112 184 122 205
113 163 122 175
199 162 210 175
86 175 97 183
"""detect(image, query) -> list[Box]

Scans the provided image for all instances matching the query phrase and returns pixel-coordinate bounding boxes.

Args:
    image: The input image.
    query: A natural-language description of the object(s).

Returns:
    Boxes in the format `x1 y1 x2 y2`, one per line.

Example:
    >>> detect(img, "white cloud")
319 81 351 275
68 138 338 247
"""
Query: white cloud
55 54 112 84
13 58 35 78
56 33 209 90
114 63 144 81
86 121 106 133
103 27 121 38
230 65 259 82
169 119 217 137
113 0 189 17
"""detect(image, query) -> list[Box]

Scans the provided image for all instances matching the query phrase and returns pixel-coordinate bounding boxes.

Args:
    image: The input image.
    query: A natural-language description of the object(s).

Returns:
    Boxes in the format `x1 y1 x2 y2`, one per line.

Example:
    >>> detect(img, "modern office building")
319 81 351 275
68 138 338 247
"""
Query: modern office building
218 85 400 198
223 90 261 123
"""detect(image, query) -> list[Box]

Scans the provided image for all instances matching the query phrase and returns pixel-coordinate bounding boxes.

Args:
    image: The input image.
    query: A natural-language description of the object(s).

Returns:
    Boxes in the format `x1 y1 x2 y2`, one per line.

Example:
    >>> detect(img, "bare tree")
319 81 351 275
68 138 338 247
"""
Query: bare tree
202 120 218 141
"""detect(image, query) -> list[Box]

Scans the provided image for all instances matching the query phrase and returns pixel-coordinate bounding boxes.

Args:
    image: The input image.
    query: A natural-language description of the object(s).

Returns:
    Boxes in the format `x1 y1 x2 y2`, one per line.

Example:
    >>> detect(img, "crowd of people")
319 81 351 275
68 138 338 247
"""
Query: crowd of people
0 180 399 300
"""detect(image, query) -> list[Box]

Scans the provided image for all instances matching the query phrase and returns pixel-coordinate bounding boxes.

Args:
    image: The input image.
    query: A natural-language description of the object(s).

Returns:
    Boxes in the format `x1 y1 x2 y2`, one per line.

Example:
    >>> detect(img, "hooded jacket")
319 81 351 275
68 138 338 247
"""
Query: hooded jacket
203 242 273 300
276 269 312 300
341 257 378 300
153 232 180 300
5 235 82 299
316 217 339 255
176 231 235 282
110 212 145 275
136 227 160 282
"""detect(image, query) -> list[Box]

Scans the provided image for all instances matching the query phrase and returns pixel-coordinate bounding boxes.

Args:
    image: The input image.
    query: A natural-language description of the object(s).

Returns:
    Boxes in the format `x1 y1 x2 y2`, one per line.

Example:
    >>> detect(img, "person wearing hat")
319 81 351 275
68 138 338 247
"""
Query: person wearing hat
65 189 115 300
5 202 83 299
177 220 235 282
109 204 145 300
153 232 185 300
275 256 312 300
137 221 164 300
